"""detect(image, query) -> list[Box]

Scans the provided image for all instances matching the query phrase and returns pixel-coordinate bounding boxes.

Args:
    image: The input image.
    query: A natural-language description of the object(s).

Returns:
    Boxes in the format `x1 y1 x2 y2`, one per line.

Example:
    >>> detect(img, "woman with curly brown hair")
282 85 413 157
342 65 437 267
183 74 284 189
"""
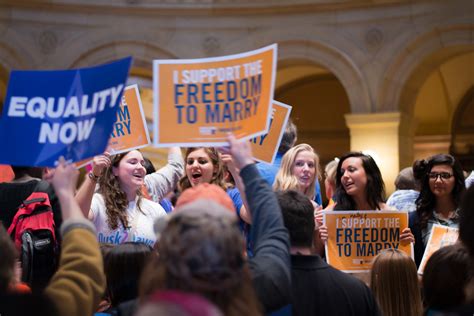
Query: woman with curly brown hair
409 153 466 266
76 148 183 246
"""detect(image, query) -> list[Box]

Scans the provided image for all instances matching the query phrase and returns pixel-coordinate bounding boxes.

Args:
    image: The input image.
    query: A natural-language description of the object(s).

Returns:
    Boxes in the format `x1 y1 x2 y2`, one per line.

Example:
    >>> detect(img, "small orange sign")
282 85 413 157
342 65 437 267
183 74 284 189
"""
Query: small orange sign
153 44 277 147
0 165 14 182
324 211 413 272
417 224 459 275
75 84 150 168
250 101 291 164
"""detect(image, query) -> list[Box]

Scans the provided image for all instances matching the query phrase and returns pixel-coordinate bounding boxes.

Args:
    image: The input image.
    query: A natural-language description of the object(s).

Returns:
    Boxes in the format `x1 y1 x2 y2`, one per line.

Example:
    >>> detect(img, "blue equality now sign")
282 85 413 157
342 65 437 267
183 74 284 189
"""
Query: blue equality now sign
0 57 132 167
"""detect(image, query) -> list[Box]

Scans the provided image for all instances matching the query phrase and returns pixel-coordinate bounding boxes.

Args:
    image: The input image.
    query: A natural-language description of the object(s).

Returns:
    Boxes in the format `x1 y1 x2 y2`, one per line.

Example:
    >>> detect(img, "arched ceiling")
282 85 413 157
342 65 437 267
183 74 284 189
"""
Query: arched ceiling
276 64 329 90
414 52 474 136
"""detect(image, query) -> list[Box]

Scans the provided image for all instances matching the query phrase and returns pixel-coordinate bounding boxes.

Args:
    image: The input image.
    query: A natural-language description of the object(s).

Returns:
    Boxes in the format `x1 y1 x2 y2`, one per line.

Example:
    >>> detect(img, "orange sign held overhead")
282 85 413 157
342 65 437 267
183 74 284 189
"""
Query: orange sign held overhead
76 84 150 168
153 44 277 147
250 101 292 164
108 84 150 155
417 224 458 275
324 211 413 272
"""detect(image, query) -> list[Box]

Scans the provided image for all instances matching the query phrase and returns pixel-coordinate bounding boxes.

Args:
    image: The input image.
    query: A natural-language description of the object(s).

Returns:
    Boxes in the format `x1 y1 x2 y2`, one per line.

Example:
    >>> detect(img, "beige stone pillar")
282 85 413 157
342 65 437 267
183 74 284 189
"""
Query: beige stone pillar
345 112 413 195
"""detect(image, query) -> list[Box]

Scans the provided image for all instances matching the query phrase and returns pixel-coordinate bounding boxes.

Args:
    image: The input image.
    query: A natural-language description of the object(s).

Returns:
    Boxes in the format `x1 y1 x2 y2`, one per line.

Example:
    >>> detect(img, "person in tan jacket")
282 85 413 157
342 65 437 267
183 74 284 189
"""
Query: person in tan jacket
0 158 105 316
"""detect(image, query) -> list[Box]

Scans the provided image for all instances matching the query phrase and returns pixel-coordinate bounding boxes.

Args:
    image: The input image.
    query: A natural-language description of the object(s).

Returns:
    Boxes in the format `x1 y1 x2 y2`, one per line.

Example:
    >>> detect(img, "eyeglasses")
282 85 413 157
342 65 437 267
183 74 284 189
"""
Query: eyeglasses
428 172 453 180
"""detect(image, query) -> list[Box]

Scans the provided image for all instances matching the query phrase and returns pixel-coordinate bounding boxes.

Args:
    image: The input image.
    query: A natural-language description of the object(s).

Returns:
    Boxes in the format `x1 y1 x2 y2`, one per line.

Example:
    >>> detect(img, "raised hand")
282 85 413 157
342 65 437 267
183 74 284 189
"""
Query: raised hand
52 156 79 198
400 227 415 245
220 133 254 170
91 152 111 177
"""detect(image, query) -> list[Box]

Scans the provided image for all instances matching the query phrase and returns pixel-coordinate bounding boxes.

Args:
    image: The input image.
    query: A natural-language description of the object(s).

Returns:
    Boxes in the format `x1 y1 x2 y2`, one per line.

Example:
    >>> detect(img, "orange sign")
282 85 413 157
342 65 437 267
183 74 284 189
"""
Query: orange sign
107 84 150 154
250 101 291 164
417 224 459 275
153 44 277 147
324 211 413 272
76 84 150 168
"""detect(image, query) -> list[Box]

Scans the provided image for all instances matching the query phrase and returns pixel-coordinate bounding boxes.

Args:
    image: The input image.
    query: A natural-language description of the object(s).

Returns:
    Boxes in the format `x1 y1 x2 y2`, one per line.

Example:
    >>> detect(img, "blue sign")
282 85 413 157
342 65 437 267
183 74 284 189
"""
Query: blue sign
0 57 132 167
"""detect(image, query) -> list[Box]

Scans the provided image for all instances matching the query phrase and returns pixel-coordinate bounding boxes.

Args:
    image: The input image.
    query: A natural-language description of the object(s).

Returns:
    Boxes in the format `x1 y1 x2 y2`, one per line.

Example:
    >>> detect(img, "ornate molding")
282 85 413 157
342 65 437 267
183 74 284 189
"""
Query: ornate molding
365 28 384 51
1 0 413 16
37 30 58 55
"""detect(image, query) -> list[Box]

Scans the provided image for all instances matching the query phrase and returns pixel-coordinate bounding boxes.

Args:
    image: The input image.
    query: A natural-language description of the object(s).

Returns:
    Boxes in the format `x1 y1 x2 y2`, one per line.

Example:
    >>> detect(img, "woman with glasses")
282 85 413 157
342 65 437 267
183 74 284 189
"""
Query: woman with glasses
410 154 466 266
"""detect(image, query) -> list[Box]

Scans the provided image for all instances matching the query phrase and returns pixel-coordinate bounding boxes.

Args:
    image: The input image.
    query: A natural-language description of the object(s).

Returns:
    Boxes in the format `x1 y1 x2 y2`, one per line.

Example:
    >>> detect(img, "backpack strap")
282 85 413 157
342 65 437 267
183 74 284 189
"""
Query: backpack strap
33 180 51 194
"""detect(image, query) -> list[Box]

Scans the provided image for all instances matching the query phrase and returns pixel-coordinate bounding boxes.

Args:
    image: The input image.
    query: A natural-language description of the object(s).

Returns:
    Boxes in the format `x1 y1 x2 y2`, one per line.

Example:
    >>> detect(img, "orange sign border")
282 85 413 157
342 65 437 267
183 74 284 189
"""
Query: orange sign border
417 224 459 275
152 44 277 147
324 210 414 273
75 84 150 168
251 100 292 164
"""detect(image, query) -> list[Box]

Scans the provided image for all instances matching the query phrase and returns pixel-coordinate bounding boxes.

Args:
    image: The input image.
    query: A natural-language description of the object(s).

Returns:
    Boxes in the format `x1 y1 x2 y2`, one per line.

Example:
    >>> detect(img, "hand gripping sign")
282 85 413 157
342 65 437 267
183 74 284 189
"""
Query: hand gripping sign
249 101 292 164
153 44 277 147
324 211 413 272
0 57 131 167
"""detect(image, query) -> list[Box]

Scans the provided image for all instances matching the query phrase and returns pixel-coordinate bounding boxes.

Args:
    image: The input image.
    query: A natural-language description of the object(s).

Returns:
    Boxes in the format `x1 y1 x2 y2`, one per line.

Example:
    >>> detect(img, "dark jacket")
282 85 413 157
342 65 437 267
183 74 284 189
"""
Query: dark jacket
290 255 381 316
241 163 292 313
409 211 425 267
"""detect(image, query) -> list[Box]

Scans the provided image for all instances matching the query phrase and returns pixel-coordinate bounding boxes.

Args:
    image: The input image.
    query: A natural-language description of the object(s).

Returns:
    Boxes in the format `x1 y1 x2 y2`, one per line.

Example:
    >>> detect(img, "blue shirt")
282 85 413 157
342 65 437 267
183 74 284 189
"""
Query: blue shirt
386 189 419 213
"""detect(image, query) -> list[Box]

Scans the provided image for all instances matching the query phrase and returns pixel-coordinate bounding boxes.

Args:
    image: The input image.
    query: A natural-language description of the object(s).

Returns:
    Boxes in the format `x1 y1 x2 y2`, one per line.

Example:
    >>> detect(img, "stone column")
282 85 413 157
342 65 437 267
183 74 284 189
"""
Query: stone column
344 112 415 195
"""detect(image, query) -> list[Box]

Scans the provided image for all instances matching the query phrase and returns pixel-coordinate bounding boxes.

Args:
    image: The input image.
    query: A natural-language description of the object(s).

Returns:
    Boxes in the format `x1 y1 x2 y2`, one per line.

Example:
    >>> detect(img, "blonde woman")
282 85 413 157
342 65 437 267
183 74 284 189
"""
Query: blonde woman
370 249 423 316
273 144 320 208
273 144 324 254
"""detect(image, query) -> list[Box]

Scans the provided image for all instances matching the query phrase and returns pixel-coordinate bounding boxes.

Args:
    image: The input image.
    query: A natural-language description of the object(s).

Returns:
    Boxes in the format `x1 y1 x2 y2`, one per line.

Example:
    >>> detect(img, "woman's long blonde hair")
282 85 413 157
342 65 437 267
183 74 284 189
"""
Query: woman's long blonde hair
370 249 423 316
273 144 320 200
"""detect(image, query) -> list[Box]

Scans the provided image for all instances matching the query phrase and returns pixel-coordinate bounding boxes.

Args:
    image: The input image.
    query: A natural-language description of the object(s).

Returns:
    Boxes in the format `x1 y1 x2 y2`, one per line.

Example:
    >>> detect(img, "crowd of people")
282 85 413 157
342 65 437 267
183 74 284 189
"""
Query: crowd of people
0 121 473 316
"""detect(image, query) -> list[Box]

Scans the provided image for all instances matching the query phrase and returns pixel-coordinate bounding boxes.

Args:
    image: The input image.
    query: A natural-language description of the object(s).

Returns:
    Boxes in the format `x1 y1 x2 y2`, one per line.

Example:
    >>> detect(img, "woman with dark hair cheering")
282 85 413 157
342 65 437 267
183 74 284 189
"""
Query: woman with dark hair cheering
410 153 466 266
76 148 183 247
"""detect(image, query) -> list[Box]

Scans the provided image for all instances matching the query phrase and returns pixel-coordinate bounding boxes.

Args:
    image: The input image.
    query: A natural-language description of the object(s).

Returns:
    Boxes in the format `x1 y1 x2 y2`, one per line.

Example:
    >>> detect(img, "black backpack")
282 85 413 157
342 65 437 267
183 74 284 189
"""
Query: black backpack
7 181 59 291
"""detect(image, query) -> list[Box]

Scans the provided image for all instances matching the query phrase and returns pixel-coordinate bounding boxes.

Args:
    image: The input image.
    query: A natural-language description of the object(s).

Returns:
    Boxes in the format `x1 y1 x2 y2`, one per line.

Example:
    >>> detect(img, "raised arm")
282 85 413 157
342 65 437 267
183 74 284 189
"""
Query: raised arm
45 158 105 316
75 153 110 219
225 134 291 313
220 153 252 224
144 147 184 202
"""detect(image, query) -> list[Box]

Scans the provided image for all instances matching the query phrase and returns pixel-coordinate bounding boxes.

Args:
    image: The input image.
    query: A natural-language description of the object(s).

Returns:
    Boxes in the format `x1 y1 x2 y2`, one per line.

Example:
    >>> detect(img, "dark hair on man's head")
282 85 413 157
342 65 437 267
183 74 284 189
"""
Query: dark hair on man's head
277 190 315 248
104 242 154 307
277 119 297 155
414 154 465 230
423 244 471 310
334 152 385 210
459 185 474 256
0 225 17 293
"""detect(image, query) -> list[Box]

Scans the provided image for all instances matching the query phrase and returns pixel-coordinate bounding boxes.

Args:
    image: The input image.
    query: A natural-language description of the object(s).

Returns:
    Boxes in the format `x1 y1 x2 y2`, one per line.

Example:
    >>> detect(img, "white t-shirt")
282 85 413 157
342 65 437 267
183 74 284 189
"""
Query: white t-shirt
91 193 166 246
